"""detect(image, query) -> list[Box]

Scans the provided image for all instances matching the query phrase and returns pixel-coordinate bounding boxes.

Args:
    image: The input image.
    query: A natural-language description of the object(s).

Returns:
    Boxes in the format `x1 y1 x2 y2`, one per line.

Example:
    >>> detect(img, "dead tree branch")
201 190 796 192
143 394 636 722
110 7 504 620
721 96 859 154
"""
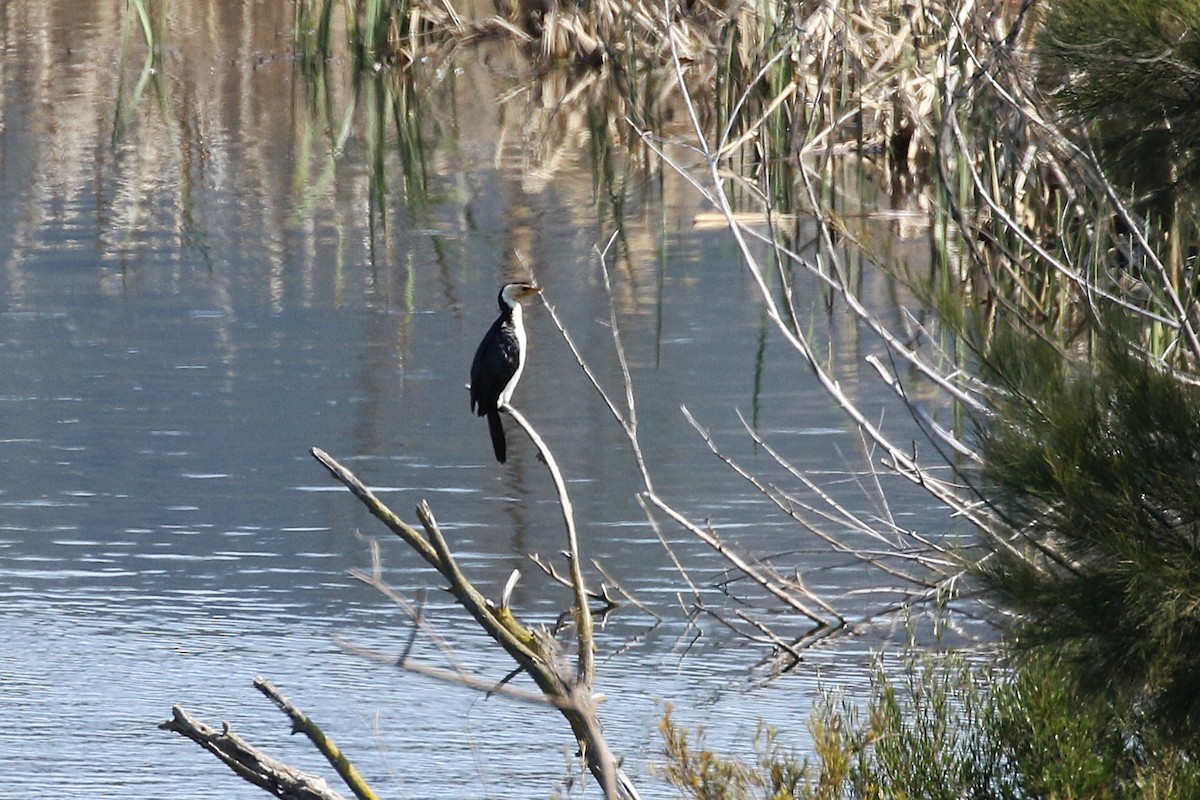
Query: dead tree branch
159 704 349 800
309 447 638 800
501 403 597 685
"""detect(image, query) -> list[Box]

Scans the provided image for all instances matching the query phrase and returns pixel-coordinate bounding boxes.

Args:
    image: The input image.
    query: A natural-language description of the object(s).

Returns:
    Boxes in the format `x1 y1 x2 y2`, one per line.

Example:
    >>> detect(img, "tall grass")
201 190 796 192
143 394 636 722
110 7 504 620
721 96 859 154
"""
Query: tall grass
289 0 1200 359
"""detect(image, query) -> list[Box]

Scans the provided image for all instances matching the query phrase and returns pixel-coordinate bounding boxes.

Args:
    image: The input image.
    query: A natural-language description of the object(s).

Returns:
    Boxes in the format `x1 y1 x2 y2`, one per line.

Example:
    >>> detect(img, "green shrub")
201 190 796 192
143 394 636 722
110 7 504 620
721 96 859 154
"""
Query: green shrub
1038 0 1200 213
661 650 1200 800
977 329 1200 746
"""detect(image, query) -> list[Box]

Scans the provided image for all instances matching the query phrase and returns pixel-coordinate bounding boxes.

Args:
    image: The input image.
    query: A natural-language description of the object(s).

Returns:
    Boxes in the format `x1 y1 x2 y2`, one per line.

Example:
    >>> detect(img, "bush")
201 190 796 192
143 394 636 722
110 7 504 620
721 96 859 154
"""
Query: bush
977 329 1200 747
661 649 1200 800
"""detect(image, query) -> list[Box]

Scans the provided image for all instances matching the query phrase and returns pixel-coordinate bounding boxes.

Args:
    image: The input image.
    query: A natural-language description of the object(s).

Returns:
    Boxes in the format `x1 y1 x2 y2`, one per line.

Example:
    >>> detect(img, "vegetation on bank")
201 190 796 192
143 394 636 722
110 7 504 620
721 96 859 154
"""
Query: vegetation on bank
660 329 1200 796
662 650 1200 800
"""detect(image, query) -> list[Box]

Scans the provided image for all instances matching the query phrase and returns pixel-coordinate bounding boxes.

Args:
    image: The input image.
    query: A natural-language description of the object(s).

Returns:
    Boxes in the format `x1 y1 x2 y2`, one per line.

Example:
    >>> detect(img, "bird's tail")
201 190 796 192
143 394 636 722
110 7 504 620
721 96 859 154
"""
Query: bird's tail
487 409 507 463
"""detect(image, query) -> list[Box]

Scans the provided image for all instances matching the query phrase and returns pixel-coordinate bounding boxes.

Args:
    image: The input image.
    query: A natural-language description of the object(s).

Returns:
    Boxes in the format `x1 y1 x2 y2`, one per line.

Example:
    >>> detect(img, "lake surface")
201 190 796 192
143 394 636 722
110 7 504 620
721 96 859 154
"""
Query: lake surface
0 3 961 797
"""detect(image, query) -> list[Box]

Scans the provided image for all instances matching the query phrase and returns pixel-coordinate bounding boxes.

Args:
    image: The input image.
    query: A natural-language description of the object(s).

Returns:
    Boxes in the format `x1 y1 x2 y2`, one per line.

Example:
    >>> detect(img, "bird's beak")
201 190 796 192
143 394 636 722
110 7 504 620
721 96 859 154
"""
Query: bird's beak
518 285 544 299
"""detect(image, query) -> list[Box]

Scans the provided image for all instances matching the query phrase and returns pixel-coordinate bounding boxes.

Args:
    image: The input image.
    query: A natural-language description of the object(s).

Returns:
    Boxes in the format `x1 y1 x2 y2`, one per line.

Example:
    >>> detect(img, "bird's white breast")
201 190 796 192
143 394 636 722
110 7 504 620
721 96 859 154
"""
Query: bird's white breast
498 302 526 406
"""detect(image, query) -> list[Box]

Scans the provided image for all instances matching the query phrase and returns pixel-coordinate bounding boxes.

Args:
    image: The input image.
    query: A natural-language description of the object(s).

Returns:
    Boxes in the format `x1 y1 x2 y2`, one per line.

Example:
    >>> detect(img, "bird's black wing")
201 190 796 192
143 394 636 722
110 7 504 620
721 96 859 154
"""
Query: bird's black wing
469 316 519 415
470 316 503 414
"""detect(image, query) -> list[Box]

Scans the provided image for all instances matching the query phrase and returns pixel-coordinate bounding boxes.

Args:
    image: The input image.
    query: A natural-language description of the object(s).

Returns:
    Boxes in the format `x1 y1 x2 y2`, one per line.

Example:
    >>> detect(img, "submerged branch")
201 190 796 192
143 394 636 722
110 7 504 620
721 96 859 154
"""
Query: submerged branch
159 704 349 800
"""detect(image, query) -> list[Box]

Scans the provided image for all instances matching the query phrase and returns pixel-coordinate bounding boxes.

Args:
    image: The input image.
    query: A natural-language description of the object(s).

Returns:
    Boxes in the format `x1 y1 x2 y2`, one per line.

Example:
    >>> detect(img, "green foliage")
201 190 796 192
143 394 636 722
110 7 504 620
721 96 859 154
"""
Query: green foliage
992 654 1134 799
992 651 1200 799
660 706 806 800
660 654 1010 800
855 658 1002 799
661 652 1200 800
977 328 1200 746
1039 0 1200 212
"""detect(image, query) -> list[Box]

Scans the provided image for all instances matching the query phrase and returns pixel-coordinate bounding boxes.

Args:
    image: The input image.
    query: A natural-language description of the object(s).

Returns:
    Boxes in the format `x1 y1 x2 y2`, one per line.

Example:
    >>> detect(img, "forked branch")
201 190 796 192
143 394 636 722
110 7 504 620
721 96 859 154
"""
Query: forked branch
309 446 637 800
160 693 353 800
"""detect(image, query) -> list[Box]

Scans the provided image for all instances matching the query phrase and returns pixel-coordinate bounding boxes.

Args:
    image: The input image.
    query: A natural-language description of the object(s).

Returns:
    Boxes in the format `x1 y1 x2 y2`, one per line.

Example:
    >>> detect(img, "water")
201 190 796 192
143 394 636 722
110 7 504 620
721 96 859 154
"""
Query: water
0 3 959 797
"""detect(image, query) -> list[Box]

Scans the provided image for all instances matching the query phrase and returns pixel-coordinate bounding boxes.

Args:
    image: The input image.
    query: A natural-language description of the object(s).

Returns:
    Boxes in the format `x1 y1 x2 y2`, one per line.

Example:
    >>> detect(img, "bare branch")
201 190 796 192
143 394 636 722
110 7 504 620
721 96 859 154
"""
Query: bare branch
253 678 379 800
159 705 348 800
528 553 618 611
332 635 575 709
500 403 596 686
310 447 634 800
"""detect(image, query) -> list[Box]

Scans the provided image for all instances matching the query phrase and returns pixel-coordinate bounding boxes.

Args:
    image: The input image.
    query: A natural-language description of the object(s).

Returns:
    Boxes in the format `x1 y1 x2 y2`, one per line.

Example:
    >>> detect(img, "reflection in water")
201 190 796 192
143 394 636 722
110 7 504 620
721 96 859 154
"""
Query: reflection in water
0 2 953 797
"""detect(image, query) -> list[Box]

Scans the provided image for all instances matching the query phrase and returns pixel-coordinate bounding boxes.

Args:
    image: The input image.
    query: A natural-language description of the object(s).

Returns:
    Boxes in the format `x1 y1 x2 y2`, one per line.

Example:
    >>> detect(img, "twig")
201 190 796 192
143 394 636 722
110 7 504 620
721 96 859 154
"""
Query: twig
528 552 619 610
253 677 380 800
332 636 576 709
637 495 702 606
592 559 662 621
500 403 596 686
350 540 469 675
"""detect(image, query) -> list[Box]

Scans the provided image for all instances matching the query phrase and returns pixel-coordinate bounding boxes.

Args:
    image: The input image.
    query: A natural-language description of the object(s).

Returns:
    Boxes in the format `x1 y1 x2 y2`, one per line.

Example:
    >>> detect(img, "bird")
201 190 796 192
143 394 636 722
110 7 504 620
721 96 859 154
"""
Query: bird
469 282 543 463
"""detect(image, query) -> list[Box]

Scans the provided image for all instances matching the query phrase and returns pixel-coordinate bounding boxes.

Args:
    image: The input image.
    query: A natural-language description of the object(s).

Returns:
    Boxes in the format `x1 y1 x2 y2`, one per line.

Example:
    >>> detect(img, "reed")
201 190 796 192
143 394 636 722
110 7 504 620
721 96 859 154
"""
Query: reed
294 0 448 70
115 0 168 143
294 0 336 73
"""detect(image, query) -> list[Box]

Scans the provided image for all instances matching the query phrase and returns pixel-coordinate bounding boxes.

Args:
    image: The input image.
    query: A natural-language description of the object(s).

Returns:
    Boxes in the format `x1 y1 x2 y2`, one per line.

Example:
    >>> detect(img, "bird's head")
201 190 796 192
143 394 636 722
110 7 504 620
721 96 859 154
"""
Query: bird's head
499 282 543 310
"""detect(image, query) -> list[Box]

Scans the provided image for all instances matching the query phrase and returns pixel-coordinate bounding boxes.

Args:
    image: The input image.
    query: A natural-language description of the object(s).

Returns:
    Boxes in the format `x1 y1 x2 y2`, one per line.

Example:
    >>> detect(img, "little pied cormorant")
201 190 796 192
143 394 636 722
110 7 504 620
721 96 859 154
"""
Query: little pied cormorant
469 282 543 463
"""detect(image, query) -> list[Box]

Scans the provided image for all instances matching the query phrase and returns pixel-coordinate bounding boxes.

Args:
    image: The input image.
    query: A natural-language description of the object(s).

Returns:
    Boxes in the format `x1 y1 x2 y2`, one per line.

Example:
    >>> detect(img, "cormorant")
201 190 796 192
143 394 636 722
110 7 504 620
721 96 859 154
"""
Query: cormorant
469 282 543 463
